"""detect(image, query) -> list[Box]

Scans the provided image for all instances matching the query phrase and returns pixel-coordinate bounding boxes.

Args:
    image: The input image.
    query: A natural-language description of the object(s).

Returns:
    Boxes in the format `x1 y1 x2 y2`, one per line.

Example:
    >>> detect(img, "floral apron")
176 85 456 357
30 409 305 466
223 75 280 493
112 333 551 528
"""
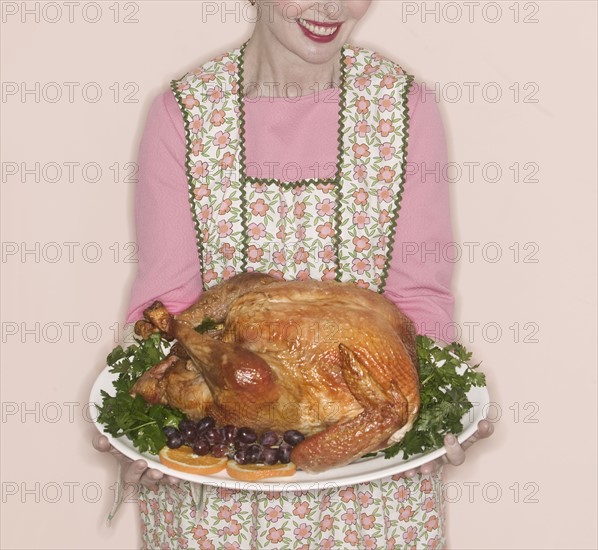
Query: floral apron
137 42 446 550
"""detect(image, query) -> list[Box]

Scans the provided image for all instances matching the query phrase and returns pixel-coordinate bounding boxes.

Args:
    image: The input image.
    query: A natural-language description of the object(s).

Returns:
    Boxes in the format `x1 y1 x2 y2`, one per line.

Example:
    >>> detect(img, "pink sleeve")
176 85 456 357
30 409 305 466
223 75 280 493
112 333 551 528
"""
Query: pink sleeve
125 90 203 323
383 82 456 341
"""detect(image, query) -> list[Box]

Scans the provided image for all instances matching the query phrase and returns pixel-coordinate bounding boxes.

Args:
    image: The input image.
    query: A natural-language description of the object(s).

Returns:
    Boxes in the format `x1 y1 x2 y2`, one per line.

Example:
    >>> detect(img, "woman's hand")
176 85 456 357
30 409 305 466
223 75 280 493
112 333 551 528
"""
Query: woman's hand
402 419 495 478
92 434 180 491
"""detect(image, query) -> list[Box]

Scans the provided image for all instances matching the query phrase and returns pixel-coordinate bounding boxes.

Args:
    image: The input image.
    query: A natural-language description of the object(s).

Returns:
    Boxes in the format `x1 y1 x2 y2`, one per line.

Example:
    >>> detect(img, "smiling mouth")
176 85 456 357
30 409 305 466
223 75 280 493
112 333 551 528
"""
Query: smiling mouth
297 17 343 37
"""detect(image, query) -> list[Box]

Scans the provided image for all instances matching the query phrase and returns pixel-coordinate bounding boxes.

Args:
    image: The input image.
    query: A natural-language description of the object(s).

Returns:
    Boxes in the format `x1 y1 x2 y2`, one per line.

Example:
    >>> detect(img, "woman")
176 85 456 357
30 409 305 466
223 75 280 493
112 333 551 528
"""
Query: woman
94 0 493 547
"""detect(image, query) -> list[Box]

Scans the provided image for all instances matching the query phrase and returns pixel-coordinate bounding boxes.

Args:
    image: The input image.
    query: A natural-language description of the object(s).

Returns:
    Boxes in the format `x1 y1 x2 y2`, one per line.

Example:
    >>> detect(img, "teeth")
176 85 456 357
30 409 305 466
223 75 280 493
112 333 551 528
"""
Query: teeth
298 17 339 36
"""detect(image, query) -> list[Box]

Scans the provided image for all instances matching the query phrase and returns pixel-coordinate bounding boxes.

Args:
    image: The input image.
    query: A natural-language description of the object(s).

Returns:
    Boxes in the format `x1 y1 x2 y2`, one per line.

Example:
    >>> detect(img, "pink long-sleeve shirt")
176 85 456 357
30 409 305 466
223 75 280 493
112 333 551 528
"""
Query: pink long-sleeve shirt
126 83 455 340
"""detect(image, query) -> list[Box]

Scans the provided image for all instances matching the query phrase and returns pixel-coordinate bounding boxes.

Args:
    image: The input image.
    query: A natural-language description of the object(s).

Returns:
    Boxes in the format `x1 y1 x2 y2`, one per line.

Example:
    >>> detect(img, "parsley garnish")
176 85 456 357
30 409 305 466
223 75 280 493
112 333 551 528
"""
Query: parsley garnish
96 333 184 455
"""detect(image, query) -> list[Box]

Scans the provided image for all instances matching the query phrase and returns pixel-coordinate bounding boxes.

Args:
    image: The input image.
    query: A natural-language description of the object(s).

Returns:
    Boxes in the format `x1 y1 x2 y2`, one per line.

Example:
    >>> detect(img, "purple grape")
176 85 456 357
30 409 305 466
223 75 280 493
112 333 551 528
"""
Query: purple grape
234 449 248 465
192 438 211 456
223 425 237 444
166 431 184 449
204 427 223 445
196 416 216 433
283 430 305 447
261 447 278 466
236 427 257 444
211 444 228 458
277 443 292 464
260 431 279 447
246 444 262 464
163 426 178 438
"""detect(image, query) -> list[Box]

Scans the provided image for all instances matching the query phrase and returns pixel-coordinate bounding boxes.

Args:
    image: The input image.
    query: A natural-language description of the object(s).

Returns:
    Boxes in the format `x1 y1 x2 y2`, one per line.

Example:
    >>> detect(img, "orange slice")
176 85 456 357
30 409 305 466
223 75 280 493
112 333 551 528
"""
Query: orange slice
159 446 227 475
226 460 297 481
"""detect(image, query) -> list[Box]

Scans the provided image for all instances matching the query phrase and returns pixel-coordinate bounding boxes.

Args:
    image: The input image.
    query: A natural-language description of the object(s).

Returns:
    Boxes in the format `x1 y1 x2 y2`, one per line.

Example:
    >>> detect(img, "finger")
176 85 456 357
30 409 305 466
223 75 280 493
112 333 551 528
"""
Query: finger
444 434 466 466
123 460 149 484
461 420 495 452
92 434 112 452
403 468 419 478
163 475 180 485
139 468 164 491
419 459 442 475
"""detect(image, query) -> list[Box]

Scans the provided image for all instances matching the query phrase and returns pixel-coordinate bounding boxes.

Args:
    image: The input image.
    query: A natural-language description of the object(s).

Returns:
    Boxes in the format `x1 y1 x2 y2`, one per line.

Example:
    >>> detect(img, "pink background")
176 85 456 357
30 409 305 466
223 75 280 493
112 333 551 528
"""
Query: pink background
1 1 596 548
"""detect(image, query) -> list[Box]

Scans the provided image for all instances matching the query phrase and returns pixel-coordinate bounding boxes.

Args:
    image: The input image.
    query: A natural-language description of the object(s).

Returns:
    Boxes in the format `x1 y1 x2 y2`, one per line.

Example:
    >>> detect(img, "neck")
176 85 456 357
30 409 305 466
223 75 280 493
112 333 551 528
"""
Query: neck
241 32 342 98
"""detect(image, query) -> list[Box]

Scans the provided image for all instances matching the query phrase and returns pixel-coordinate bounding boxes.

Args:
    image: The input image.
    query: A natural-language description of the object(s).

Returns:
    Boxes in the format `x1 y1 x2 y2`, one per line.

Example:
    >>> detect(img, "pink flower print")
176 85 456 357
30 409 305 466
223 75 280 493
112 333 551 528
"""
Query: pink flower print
176 82 190 92
218 152 235 170
250 198 269 216
354 75 372 91
254 183 267 193
192 161 209 180
377 167 396 184
219 243 235 260
377 119 394 138
200 73 216 83
139 500 148 515
363 534 377 549
210 109 226 127
378 209 390 224
247 244 264 263
379 142 396 161
422 497 436 512
190 115 204 134
213 131 230 149
321 537 335 550
341 508 357 525
352 188 368 206
163 510 174 524
316 198 335 216
265 504 283 523
208 86 223 103
191 66 204 77
344 55 356 68
276 225 286 240
277 201 289 217
399 505 414 522
222 266 236 279
374 254 385 269
352 143 370 159
217 505 232 521
428 536 440 549
224 61 238 75
377 235 389 248
272 250 285 265
339 486 356 502
294 201 306 218
268 269 285 279
424 515 439 532
356 96 371 114
204 269 217 283
178 537 189 549
166 525 176 538
358 491 374 507
320 514 334 532
216 487 237 500
317 222 335 238
202 228 209 243
320 494 331 510
343 530 359 546
361 513 375 530
199 541 215 550
161 543 171 550
294 523 312 540
353 165 367 183
353 211 370 229
380 74 398 89
224 543 241 550
192 526 209 540
355 120 371 137
248 222 266 240
364 63 380 75
293 501 311 518
293 247 308 264
420 478 433 493
318 245 335 264
297 268 310 280
295 224 306 240
221 176 231 190
192 138 204 156
149 498 159 512
183 94 199 110
267 527 284 543
378 94 396 112
218 198 232 214
317 182 335 193
199 205 212 222
226 520 242 536
218 220 233 237
403 526 418 544
322 267 336 280
353 236 371 252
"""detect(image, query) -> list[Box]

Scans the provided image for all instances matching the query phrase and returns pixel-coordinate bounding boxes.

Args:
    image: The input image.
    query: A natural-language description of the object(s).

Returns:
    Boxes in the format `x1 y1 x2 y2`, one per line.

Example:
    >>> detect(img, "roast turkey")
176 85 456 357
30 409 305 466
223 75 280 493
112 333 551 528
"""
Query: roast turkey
131 273 420 473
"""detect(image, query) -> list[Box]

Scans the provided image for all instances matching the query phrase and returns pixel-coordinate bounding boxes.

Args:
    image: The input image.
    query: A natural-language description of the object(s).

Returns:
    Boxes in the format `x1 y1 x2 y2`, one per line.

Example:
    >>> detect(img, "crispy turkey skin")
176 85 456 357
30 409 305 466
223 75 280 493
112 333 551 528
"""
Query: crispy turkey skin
131 273 420 473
